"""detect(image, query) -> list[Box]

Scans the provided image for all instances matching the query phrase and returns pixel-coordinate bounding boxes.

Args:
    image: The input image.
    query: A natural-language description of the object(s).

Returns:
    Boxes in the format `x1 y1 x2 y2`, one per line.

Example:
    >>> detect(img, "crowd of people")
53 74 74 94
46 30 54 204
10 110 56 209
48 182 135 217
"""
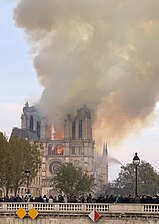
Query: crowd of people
0 194 159 204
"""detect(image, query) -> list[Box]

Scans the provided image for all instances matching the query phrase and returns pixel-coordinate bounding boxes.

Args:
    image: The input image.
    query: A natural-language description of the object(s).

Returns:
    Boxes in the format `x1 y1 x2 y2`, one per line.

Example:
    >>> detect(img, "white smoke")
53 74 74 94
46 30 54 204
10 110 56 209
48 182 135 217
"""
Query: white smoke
13 0 159 144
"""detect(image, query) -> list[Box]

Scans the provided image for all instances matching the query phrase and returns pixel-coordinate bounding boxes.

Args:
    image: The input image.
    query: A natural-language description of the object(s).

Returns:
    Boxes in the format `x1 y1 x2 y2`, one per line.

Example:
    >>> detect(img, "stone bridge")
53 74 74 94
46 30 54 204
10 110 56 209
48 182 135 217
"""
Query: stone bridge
0 202 159 223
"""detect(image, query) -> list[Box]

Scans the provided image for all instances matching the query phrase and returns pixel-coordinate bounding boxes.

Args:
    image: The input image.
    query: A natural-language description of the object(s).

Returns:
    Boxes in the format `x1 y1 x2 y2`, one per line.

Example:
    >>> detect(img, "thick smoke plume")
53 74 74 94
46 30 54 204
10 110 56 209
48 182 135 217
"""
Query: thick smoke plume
13 0 159 146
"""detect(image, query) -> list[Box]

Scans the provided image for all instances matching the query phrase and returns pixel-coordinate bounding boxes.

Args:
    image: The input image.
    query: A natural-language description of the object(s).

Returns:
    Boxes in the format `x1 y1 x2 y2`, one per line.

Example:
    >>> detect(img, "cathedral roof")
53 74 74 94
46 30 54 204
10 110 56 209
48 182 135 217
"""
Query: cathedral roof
10 128 38 142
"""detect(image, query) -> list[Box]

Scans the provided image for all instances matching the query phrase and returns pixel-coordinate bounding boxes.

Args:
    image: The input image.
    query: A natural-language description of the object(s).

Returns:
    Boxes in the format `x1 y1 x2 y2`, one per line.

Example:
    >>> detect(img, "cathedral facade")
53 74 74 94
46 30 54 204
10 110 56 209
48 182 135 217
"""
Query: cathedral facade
13 103 95 196
11 103 108 196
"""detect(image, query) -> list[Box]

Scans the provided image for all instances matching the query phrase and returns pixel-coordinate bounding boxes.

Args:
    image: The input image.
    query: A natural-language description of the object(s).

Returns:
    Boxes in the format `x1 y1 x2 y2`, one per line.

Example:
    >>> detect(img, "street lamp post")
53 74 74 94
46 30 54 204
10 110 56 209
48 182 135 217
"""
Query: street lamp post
25 169 30 194
133 152 140 197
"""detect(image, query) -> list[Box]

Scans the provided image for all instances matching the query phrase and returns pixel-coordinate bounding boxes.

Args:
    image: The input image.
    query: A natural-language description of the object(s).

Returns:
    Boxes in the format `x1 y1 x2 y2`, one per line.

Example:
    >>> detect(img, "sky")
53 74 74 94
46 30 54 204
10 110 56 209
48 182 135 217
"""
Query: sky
0 1 43 134
1 1 159 181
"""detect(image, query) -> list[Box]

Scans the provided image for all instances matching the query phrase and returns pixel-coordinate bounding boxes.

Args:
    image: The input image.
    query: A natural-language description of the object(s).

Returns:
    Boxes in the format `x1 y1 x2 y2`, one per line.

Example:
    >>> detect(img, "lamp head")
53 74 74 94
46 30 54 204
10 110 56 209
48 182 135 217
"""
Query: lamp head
133 152 140 166
25 169 30 176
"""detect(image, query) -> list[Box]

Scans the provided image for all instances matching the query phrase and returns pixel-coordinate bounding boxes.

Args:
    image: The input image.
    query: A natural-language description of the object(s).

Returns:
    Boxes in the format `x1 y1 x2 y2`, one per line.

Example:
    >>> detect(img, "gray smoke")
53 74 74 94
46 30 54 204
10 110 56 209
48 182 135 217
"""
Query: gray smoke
13 0 159 145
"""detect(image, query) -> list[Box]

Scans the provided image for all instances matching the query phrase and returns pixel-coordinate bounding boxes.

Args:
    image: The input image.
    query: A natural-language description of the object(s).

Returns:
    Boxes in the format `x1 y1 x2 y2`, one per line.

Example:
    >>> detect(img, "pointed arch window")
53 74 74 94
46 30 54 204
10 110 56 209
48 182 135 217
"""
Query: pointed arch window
79 120 82 139
53 145 64 155
48 144 64 156
72 120 76 140
29 116 34 130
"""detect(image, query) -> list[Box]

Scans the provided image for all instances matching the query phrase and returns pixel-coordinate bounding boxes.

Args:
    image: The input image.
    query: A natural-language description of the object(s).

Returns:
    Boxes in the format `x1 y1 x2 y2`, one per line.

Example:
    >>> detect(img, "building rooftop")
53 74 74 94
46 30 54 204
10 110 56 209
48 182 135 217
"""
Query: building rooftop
10 127 38 142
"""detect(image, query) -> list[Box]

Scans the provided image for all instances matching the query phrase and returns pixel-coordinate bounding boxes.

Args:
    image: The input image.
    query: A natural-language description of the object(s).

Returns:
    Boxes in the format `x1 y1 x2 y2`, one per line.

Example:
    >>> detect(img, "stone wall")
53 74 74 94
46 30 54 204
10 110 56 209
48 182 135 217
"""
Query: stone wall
0 215 159 224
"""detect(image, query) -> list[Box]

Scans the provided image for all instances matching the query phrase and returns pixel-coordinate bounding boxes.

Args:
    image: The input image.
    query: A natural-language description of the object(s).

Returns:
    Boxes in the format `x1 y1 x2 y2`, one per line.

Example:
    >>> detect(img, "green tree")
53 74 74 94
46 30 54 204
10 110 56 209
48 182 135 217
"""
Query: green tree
114 161 159 196
0 133 9 190
0 132 41 196
9 137 41 196
53 163 95 196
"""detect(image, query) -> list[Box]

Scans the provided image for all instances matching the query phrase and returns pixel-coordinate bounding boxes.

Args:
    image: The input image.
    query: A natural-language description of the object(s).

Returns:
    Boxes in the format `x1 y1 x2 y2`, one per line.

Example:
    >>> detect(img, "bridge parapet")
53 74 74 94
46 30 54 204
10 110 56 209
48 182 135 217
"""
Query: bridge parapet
0 203 159 215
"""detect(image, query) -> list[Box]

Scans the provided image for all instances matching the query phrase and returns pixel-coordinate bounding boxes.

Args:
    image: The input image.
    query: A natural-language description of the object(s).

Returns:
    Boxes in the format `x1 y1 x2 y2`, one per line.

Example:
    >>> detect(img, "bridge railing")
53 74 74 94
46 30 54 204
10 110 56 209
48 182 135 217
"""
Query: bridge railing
0 202 159 214
144 204 159 213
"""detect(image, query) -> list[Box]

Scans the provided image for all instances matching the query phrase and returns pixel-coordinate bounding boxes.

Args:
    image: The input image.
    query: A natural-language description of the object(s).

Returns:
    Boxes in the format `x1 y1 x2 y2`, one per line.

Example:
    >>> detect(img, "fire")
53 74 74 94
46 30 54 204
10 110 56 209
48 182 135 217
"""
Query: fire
56 145 63 155
52 127 64 140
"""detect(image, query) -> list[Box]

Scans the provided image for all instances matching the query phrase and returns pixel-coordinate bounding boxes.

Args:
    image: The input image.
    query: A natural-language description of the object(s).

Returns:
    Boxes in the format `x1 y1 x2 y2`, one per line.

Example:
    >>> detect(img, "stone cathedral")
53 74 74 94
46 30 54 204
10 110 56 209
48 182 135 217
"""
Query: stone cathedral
11 103 108 196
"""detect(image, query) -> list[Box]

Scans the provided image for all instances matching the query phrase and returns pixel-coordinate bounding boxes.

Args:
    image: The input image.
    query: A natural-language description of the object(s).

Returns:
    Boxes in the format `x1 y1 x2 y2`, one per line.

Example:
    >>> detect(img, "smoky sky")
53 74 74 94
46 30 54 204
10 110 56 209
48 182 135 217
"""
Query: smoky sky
13 0 159 146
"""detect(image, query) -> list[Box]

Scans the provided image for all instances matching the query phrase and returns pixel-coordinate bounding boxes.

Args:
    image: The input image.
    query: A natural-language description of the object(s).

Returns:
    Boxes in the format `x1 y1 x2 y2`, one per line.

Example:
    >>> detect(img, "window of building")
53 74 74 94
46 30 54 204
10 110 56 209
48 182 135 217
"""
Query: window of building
53 145 64 155
29 116 34 130
72 120 76 140
48 144 64 156
71 146 76 155
79 146 83 155
79 120 82 139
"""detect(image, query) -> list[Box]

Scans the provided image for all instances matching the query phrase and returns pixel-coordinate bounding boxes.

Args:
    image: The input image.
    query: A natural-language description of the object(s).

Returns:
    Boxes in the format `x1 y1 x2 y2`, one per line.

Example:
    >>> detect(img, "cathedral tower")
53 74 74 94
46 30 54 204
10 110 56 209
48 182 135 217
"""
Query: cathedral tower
21 102 51 140
62 106 94 175
64 105 92 140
